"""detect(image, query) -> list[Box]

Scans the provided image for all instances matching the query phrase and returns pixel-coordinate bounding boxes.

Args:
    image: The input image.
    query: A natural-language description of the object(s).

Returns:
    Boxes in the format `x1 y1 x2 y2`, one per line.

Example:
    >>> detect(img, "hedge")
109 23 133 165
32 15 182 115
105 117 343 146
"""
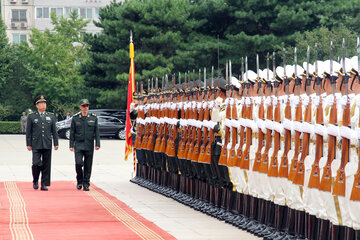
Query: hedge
0 121 22 134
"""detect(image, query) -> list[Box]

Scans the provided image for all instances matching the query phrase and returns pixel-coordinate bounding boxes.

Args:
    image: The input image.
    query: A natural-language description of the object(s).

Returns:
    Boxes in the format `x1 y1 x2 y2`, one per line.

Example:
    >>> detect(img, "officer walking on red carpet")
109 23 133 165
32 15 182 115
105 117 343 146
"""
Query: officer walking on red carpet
69 99 100 191
26 95 59 191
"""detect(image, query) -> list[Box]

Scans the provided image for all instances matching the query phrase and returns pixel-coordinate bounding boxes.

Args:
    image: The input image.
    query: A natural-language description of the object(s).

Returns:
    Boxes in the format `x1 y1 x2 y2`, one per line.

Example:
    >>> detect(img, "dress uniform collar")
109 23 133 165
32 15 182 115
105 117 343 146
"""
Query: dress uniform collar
79 113 90 118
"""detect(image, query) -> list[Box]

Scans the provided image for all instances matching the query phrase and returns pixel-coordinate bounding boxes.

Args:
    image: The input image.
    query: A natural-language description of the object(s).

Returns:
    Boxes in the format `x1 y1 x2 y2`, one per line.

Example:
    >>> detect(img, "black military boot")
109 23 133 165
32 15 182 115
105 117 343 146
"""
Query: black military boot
32 165 40 190
345 226 354 240
318 219 330 240
41 182 48 191
355 229 360 240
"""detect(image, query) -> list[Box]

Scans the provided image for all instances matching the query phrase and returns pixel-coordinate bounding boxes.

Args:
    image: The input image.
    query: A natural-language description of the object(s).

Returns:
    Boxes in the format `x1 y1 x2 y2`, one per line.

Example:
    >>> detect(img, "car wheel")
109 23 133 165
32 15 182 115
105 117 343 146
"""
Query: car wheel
65 129 71 140
117 129 126 140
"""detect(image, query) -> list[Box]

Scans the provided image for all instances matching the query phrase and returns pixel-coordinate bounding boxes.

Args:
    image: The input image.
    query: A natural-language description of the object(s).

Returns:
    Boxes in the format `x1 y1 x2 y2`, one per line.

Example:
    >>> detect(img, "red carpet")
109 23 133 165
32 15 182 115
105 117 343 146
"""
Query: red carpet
0 181 175 240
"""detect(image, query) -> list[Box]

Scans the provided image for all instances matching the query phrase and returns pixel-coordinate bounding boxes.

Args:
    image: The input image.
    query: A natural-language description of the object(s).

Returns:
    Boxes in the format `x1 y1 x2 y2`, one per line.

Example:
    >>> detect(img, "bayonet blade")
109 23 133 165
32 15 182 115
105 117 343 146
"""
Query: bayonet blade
266 54 269 81
241 57 244 82
256 54 259 81
273 52 276 79
204 67 207 89
165 75 168 89
283 48 286 76
342 38 346 74
357 37 360 72
294 47 298 77
229 60 232 84
330 41 333 75
148 79 150 92
315 43 318 75
155 77 158 91
179 72 181 85
245 56 248 81
226 61 229 85
211 66 214 88
306 46 309 76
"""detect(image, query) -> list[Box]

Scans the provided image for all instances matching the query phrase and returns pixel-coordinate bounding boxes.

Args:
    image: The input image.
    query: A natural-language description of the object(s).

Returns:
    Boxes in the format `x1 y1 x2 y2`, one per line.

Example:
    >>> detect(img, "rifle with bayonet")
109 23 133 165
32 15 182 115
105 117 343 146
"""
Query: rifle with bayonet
186 72 198 161
253 55 266 172
166 75 178 157
192 69 205 162
184 73 195 161
293 46 312 186
279 49 292 178
147 78 157 151
141 79 151 149
269 52 282 177
289 47 304 181
308 44 324 189
320 41 338 192
333 38 350 197
177 73 187 159
218 62 231 167
154 77 164 153
241 57 254 170
260 56 274 174
134 81 145 149
203 66 216 164
228 60 239 167
199 68 210 163
159 75 169 154
350 37 360 201
235 58 247 167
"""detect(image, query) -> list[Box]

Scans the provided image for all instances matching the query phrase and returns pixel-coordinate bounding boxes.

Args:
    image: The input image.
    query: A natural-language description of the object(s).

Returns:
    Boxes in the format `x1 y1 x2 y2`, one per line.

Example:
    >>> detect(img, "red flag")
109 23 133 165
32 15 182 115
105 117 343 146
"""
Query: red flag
125 35 135 161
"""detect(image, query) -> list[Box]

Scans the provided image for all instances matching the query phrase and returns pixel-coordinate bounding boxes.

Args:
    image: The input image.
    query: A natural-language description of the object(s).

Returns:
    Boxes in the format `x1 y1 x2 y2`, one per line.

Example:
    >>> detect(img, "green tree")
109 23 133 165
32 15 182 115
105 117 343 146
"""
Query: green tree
295 25 358 65
21 11 89 114
81 0 202 108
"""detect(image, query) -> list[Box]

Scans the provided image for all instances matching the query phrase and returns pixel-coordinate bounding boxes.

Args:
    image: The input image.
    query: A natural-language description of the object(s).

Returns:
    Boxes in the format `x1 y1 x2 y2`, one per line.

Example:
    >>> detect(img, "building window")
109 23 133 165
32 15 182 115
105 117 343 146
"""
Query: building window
80 8 93 19
94 8 99 19
12 34 27 44
51 8 63 18
12 10 27 21
36 8 49 18
65 8 79 18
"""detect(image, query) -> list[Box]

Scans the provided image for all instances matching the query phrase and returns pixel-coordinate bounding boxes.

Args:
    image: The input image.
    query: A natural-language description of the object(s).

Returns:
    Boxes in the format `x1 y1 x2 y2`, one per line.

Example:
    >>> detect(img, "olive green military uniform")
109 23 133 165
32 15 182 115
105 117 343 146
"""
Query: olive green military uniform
26 110 58 186
69 111 100 188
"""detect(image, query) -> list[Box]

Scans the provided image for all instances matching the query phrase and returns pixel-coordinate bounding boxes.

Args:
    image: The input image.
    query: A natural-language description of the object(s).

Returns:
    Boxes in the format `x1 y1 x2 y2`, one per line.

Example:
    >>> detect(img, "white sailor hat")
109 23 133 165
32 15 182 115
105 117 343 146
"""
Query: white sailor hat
231 76 241 89
302 62 314 76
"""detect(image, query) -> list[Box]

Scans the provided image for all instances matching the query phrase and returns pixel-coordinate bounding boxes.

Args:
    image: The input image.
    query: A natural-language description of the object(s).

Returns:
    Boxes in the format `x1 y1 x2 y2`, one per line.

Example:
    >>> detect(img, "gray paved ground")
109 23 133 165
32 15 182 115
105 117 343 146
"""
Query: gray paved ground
0 134 259 240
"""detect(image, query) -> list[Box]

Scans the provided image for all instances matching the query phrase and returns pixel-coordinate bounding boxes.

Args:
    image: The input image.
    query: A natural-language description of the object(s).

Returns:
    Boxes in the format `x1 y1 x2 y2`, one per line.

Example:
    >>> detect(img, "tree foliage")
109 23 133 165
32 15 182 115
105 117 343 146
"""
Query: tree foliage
21 11 89 114
1 0 360 120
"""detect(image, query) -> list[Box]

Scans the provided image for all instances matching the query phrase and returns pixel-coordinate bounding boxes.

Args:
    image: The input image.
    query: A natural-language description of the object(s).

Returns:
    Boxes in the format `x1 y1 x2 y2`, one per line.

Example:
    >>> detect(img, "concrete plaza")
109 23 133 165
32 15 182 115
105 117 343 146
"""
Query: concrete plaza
0 135 258 240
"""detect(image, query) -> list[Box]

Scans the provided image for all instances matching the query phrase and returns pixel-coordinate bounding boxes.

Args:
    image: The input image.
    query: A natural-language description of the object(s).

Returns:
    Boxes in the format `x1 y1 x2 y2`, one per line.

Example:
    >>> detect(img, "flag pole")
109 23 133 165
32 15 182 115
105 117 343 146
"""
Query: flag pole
125 30 135 171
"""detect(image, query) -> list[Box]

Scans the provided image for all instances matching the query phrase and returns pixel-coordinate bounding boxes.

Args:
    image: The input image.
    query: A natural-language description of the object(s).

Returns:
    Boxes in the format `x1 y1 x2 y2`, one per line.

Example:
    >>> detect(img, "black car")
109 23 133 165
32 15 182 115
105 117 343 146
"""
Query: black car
56 115 126 140
89 109 126 122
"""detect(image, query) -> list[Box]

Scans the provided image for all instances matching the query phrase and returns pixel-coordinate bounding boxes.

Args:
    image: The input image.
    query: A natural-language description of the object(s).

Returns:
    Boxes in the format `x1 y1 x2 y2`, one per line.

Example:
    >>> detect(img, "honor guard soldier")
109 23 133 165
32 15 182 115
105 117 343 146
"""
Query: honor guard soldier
69 99 100 191
26 94 59 191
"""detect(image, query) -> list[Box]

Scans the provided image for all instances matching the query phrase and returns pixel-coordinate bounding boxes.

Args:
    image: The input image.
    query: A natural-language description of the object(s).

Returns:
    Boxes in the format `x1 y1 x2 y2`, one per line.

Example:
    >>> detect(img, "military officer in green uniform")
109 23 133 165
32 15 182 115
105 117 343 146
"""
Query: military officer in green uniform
26 95 59 191
69 99 100 191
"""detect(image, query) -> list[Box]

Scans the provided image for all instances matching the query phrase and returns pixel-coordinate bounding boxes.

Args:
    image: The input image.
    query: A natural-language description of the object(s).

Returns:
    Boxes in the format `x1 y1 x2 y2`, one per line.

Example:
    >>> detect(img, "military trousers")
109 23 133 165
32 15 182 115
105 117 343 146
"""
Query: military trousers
32 149 52 186
75 149 94 188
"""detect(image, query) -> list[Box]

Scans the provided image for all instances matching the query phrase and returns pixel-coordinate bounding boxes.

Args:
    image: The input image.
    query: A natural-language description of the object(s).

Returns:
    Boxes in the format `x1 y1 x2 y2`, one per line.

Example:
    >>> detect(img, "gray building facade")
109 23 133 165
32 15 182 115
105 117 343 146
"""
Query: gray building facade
1 0 113 44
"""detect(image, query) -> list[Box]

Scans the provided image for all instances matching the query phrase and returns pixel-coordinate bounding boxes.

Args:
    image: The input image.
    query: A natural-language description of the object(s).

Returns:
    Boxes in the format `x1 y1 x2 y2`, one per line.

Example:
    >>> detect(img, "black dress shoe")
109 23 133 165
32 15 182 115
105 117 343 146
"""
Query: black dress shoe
41 184 48 191
33 182 39 190
77 183 82 190
83 185 89 191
